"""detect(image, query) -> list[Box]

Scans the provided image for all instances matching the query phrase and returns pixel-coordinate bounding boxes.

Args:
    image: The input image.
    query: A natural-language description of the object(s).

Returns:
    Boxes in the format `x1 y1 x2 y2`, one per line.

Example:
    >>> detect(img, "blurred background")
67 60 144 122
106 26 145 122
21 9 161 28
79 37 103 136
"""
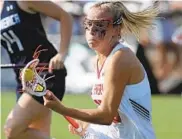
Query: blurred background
1 0 182 139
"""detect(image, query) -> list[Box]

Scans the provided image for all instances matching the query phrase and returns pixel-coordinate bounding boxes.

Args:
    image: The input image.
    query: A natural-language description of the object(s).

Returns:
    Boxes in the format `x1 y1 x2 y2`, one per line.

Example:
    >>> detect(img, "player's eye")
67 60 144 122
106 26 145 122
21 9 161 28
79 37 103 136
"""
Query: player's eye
95 22 104 28
87 21 93 27
83 19 92 30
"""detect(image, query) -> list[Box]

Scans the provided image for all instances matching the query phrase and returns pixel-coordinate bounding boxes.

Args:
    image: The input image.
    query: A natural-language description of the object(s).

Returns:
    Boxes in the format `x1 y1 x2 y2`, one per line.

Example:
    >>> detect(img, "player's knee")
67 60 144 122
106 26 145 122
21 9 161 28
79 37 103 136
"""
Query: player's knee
4 121 22 139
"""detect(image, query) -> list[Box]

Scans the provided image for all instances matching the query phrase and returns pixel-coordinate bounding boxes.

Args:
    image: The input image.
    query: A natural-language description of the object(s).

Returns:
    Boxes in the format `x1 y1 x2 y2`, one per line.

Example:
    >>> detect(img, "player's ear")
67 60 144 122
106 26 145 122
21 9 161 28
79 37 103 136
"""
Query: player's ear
117 25 122 35
113 25 121 37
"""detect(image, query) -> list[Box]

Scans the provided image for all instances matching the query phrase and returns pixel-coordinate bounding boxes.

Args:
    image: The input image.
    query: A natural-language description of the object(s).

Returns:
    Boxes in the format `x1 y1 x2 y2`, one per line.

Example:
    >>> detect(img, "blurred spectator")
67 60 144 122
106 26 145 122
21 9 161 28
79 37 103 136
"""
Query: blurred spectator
145 1 182 94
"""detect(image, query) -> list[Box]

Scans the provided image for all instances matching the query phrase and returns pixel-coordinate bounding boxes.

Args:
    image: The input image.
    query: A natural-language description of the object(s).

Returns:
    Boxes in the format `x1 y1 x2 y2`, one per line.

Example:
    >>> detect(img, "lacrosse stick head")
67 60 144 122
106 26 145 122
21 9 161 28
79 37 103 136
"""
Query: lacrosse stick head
21 59 47 96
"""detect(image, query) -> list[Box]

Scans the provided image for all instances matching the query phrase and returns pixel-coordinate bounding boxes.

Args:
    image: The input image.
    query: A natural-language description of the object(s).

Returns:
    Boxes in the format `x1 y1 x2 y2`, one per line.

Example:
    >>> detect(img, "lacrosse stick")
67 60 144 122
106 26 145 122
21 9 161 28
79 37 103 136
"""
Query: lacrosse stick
1 45 49 69
20 58 82 132
0 63 48 69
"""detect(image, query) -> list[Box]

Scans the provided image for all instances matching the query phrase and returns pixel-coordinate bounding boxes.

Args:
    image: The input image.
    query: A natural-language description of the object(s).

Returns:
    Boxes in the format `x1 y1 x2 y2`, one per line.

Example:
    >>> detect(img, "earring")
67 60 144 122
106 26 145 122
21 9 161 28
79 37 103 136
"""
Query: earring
119 37 124 42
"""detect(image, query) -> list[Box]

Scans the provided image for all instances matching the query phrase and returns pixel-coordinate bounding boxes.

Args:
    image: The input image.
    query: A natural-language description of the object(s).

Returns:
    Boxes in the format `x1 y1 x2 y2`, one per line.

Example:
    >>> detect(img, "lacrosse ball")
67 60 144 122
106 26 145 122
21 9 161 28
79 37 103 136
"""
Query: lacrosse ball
24 68 35 81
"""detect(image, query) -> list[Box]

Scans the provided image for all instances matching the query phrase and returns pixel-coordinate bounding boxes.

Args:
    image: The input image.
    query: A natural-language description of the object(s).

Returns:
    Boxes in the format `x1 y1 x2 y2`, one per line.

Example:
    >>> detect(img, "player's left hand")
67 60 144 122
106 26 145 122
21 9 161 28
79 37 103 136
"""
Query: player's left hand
43 90 64 113
48 53 65 73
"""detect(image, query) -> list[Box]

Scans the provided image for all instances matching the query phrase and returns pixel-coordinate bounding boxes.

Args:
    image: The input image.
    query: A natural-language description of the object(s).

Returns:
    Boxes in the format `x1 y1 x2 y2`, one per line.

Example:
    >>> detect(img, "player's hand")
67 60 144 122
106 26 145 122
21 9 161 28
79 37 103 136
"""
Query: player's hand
43 90 64 113
68 120 89 137
48 53 65 73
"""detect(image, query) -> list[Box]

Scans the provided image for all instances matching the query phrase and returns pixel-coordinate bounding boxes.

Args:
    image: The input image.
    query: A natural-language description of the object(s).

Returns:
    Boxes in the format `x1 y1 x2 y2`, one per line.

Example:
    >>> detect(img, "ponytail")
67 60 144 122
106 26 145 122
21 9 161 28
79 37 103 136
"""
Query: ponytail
92 1 159 40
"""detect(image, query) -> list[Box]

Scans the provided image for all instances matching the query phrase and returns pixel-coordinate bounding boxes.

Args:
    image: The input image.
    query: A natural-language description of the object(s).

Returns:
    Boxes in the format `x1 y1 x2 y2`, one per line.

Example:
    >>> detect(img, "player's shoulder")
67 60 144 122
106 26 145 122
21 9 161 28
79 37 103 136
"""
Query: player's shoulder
105 45 134 80
112 44 136 66
16 1 36 14
104 44 138 77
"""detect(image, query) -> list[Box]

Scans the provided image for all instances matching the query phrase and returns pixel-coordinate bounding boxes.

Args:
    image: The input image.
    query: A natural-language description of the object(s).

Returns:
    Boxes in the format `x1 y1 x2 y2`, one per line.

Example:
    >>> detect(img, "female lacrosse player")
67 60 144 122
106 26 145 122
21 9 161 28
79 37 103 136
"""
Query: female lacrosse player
43 1 158 139
1 0 72 139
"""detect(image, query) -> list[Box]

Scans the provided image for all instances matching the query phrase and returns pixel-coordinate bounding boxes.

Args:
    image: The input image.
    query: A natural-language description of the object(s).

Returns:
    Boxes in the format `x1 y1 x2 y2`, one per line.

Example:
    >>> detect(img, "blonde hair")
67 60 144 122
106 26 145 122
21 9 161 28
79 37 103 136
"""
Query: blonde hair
92 1 159 40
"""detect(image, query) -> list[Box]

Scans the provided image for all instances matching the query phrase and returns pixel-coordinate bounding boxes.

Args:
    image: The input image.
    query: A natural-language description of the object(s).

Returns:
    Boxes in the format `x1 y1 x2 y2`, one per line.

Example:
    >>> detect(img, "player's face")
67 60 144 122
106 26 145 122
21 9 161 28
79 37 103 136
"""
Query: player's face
84 7 116 52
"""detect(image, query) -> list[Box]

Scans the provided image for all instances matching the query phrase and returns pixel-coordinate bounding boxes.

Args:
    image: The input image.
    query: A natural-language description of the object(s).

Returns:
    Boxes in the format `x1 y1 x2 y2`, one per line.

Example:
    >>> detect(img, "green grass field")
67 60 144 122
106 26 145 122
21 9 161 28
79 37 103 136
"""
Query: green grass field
1 93 182 139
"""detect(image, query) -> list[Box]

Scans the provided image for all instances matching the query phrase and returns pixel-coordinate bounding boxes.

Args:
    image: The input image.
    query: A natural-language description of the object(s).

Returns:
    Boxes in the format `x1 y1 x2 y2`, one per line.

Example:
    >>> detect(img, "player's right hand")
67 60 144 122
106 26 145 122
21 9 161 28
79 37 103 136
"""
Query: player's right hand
68 120 89 137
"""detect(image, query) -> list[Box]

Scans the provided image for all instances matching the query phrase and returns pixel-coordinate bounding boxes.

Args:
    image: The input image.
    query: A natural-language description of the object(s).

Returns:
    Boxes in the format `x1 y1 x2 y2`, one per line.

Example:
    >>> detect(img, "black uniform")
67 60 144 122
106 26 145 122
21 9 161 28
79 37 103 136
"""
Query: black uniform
1 1 67 104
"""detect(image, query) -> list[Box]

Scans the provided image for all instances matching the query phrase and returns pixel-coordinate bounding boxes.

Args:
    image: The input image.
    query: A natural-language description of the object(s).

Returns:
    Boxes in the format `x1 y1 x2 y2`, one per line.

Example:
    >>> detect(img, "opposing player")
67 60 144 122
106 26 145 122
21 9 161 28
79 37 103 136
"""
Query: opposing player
1 1 72 139
43 1 158 139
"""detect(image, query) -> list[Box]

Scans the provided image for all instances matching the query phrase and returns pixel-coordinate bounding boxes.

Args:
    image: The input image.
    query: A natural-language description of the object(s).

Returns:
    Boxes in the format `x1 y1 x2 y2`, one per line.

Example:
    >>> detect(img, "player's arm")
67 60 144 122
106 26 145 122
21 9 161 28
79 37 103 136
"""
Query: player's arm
97 49 132 124
26 1 73 60
48 49 132 125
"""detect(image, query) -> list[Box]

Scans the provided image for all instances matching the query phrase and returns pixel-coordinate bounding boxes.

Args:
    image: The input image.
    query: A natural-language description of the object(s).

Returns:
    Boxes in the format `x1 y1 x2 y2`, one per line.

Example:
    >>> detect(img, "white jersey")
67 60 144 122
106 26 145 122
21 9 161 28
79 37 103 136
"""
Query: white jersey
84 43 156 139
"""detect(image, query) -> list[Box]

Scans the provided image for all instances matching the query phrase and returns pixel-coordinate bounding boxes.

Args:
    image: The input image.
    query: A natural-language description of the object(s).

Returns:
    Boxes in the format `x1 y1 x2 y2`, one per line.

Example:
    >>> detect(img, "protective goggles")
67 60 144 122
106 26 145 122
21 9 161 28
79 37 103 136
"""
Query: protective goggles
83 17 122 39
83 17 122 29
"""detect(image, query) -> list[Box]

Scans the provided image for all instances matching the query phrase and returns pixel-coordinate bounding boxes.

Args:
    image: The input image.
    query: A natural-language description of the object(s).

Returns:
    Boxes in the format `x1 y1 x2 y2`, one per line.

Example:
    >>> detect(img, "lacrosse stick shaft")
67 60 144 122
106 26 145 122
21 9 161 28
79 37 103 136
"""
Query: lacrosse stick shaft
0 63 48 69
